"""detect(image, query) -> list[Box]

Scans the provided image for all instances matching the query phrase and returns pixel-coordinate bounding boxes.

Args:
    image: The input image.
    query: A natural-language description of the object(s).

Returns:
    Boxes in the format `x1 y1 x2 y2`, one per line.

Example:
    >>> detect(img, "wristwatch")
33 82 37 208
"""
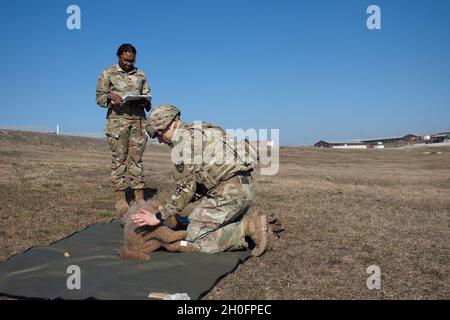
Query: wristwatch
155 211 165 223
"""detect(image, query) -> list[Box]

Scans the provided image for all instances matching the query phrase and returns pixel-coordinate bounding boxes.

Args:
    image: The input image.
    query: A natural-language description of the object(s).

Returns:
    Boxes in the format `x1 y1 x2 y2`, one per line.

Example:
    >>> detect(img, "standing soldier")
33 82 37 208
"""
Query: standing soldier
131 104 268 256
96 43 151 217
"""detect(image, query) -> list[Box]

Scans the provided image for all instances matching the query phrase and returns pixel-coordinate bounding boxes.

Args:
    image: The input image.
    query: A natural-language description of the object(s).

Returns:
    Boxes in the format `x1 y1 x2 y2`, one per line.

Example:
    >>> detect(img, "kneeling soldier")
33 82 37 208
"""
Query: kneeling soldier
131 104 268 256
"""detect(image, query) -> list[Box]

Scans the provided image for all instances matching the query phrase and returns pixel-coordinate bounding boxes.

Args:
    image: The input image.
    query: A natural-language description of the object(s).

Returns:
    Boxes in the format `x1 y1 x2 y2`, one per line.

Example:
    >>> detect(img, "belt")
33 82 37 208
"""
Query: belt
204 171 253 198
109 104 145 116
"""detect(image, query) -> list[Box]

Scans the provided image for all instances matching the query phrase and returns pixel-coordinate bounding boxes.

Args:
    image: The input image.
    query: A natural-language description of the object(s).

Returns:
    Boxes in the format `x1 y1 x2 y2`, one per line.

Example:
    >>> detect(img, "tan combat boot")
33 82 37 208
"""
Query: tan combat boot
115 190 129 219
243 214 268 257
134 189 145 205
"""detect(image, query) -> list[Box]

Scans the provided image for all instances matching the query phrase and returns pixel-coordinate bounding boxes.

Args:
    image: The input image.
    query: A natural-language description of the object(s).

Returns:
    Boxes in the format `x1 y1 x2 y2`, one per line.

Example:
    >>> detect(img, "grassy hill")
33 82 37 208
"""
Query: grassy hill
0 130 449 299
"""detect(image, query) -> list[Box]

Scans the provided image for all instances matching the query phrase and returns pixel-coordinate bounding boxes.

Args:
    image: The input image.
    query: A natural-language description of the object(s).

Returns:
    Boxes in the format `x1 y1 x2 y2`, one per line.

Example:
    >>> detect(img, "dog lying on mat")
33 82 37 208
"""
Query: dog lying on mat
120 200 193 261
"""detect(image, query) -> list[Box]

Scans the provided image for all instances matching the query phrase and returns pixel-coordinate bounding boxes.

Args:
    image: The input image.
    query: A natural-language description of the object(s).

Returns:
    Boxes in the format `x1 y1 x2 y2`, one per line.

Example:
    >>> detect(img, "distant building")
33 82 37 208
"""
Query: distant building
420 135 431 142
314 140 367 149
371 141 385 149
361 134 417 146
314 140 330 148
314 131 450 148
431 131 450 143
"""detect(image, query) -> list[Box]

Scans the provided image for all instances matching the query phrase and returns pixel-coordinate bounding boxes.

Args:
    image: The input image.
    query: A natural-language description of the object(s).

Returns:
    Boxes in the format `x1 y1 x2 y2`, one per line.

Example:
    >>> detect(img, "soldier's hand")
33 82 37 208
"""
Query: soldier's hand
131 209 161 226
108 92 125 105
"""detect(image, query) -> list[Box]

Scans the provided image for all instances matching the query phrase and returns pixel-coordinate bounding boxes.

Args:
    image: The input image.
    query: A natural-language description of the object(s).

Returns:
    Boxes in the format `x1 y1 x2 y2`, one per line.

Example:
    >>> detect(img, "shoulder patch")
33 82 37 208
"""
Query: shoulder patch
175 162 185 173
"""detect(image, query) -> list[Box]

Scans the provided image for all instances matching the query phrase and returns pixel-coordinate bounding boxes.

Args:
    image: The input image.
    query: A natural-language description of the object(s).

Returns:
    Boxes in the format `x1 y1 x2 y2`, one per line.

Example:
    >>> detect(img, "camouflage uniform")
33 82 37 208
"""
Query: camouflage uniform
96 64 151 191
160 122 257 253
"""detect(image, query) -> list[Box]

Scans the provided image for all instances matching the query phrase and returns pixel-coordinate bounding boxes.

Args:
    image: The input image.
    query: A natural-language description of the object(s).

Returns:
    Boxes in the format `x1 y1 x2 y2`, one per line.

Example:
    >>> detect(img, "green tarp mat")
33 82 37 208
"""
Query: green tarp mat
0 221 251 300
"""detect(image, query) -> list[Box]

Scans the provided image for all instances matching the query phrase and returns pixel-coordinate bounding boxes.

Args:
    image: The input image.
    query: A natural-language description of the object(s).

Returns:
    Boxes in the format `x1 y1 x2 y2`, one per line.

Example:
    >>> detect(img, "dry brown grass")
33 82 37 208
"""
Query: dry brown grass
0 130 449 299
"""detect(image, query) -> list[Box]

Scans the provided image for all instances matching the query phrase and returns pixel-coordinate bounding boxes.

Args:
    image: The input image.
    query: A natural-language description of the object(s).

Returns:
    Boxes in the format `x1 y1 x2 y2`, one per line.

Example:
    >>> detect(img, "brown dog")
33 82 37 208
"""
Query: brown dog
119 200 193 261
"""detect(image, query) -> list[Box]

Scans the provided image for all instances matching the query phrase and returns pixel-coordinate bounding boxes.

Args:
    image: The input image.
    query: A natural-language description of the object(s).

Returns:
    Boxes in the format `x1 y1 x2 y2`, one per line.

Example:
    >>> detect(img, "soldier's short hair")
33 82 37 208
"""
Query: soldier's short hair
116 43 137 57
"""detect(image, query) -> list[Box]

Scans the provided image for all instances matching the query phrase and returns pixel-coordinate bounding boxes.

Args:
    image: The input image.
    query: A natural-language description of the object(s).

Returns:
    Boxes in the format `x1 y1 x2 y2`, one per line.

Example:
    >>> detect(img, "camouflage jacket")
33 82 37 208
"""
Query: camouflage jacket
96 64 151 120
161 122 257 218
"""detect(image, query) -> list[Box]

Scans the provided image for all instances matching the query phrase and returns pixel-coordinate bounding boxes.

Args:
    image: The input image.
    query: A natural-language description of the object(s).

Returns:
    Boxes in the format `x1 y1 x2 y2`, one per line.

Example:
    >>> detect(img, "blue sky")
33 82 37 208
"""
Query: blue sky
0 0 449 145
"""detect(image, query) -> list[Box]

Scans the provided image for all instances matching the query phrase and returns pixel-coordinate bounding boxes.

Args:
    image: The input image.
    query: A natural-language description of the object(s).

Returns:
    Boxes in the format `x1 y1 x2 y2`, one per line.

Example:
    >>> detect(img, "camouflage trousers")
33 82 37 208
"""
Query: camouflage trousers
186 174 254 253
105 118 148 191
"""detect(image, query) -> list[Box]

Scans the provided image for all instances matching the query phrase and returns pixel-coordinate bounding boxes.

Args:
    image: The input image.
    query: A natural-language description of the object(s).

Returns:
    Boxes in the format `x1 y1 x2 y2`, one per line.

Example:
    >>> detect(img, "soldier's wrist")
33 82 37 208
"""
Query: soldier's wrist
159 206 175 220
154 211 165 223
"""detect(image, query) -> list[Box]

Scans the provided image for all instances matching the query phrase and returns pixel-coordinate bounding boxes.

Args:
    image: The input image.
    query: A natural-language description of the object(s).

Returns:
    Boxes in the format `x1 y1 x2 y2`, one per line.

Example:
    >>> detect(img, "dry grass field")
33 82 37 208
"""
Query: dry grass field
0 129 448 299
